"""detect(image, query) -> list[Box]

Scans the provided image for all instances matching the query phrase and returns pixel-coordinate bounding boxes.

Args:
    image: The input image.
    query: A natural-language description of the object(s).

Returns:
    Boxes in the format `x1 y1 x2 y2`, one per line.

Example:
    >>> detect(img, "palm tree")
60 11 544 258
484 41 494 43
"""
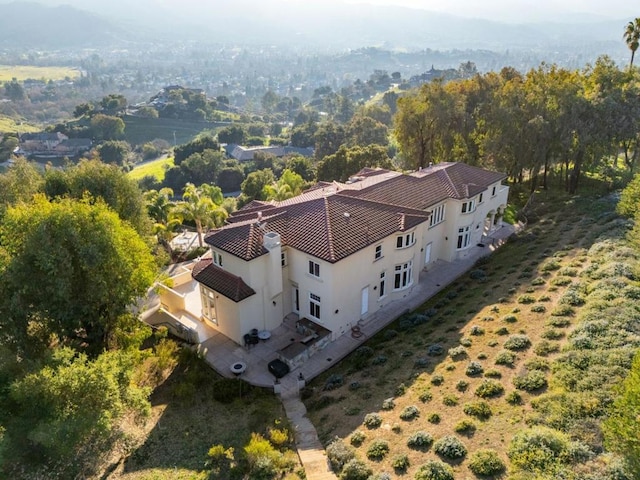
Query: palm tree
624 18 640 68
144 188 180 254
175 183 228 247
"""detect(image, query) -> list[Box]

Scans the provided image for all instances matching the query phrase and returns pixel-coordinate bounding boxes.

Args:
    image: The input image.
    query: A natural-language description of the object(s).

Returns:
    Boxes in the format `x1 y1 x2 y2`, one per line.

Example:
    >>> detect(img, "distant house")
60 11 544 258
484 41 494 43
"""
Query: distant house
225 144 314 162
190 162 509 358
16 132 91 158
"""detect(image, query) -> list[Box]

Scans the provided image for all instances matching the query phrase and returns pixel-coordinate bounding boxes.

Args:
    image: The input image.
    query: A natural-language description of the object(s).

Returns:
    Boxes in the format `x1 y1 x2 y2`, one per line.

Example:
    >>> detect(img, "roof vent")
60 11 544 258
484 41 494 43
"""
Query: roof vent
263 231 281 250
343 212 350 218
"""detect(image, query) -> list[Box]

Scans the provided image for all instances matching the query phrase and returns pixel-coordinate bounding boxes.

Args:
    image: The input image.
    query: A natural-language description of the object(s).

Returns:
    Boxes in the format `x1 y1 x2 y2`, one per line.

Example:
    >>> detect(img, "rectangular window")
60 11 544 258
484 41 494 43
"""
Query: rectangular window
309 293 321 319
213 251 223 267
374 244 382 260
308 260 320 277
429 204 445 227
478 192 484 203
461 200 475 214
281 251 287 267
457 225 471 249
379 271 386 298
492 185 497 196
396 231 415 249
393 261 413 290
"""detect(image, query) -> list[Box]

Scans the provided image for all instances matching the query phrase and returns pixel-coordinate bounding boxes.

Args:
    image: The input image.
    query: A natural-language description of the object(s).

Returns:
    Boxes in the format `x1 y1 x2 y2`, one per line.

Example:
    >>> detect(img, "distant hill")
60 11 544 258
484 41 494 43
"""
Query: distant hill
0 2 126 47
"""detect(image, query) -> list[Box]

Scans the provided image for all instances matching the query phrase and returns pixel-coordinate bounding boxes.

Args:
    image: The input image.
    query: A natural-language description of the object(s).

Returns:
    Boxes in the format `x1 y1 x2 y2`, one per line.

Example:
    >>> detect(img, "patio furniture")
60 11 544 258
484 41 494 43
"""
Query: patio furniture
244 333 259 348
230 361 247 376
268 359 290 379
258 330 271 341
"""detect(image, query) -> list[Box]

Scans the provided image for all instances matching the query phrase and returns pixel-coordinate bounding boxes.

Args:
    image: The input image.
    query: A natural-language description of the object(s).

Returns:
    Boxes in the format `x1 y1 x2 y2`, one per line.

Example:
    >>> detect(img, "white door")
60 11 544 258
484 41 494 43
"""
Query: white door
361 286 369 316
424 242 432 264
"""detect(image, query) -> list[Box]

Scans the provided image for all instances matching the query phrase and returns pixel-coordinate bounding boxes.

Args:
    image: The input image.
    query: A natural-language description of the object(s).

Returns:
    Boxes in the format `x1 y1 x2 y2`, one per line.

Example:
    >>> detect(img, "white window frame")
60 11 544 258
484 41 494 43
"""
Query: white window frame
201 288 218 325
457 225 471 250
281 250 287 267
429 204 445 227
461 200 476 214
213 250 223 267
395 231 416 249
491 185 497 197
309 292 321 320
374 244 383 261
393 260 413 290
379 271 386 298
308 260 320 277
478 192 484 204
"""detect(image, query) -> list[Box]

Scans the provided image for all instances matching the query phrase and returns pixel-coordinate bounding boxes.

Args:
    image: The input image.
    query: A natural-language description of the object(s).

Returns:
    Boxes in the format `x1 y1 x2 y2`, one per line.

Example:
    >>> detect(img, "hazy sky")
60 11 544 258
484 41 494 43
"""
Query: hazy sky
347 0 637 22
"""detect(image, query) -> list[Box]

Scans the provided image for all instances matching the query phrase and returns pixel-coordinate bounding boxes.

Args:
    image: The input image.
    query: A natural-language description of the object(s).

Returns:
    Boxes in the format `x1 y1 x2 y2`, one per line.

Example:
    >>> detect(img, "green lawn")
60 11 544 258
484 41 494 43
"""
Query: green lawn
0 65 80 82
123 115 232 146
128 156 174 182
0 115 40 134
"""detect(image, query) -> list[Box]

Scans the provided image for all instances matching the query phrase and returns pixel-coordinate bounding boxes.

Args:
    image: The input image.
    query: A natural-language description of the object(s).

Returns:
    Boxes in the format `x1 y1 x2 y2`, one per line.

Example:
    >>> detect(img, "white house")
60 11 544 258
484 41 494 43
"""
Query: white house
192 162 509 354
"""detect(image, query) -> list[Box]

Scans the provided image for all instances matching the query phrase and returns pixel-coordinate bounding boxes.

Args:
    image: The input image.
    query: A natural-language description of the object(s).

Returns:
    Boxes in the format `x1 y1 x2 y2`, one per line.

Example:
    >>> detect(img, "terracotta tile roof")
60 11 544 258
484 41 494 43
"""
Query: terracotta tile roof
202 162 506 264
191 258 256 302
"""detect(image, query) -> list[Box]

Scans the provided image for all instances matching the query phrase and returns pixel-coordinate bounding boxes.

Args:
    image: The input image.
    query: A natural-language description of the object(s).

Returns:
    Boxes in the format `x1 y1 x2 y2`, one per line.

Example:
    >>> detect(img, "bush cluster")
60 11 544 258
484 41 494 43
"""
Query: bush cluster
454 419 476 435
463 401 492 420
366 439 389 460
504 334 532 351
399 405 420 420
407 431 433 450
363 413 382 429
475 379 505 398
468 449 506 476
414 460 454 480
433 435 467 459
466 361 484 376
326 438 355 472
495 350 516 367
350 431 366 447
340 459 372 480
513 370 548 391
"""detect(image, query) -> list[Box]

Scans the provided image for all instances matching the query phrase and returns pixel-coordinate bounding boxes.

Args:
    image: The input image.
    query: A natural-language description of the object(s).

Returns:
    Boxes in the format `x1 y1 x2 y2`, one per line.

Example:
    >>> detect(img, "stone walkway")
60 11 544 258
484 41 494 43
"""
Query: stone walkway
273 225 519 480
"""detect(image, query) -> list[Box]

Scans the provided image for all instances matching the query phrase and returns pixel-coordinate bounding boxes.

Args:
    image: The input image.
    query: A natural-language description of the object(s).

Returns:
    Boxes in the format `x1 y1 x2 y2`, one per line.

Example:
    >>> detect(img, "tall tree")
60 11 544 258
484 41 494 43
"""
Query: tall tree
175 183 227 247
0 196 156 354
624 18 640 68
144 187 180 254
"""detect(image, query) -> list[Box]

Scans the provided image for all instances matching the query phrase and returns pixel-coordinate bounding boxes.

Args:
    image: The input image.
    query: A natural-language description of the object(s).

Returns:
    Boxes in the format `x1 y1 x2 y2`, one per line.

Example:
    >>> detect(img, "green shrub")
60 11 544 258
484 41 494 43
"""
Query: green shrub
447 345 467 360
340 458 373 480
531 304 547 313
324 374 344 391
551 276 573 286
428 413 441 424
477 352 488 360
442 394 459 406
531 277 546 286
326 438 355 472
381 397 395 410
560 289 585 307
475 379 504 398
517 294 536 304
541 260 561 271
534 340 560 356
434 435 467 459
495 326 510 336
559 267 578 277
454 419 476 435
541 328 564 340
470 325 485 336
414 460 454 480
495 350 516 367
395 383 407 396
484 369 502 378
456 380 469 392
506 391 523 405
468 449 506 476
366 439 389 460
431 374 444 386
538 295 551 302
460 337 473 347
391 454 410 472
466 361 484 376
503 314 518 323
547 316 571 327
350 431 366 447
504 334 532 351
407 431 433 450
418 387 433 403
513 370 548 391
363 413 382 429
400 405 420 420
508 427 570 473
463 401 492 420
524 358 550 371
551 305 575 316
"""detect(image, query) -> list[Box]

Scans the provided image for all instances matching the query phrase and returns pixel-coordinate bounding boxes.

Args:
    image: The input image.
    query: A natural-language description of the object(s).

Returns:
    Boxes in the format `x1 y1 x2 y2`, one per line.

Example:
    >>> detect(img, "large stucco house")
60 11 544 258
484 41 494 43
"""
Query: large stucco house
190 162 509 352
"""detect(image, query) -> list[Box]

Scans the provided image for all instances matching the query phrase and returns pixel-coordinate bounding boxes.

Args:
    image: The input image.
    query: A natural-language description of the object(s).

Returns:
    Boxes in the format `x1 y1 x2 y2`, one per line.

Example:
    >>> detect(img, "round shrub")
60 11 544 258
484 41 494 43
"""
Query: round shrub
340 458 373 480
324 374 344 391
372 355 388 365
513 370 548 391
428 413 441 424
531 277 546 286
407 430 433 450
495 326 510 336
551 305 575 317
466 361 484 376
484 368 502 378
460 337 472 347
468 449 506 476
391 454 410 472
503 334 532 351
560 290 585 307
326 438 355 472
395 383 407 396
414 460 454 480
447 345 467 360
541 260 561 271
538 295 551 302
508 426 570 473
475 379 504 398
551 276 572 286
503 314 518 323
434 435 467 459
442 394 459 406
366 439 389 460
470 325 485 336
495 350 516 367
427 344 444 356
517 294 535 304
506 391 523 405
477 352 488 360
534 340 560 356
541 328 564 340
531 304 547 313
418 388 433 403
350 431 366 447
547 316 571 327
381 397 395 410
525 357 550 371
456 380 469 392
400 405 420 420
463 401 492 420
454 419 476 435
363 412 382 429
430 374 444 386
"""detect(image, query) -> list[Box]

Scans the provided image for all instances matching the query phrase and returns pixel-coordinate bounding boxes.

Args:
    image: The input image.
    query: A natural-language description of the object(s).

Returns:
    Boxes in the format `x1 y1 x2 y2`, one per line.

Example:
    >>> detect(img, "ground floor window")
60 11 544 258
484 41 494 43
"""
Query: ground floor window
394 261 413 290
201 288 218 325
457 225 471 249
379 271 386 298
309 292 321 320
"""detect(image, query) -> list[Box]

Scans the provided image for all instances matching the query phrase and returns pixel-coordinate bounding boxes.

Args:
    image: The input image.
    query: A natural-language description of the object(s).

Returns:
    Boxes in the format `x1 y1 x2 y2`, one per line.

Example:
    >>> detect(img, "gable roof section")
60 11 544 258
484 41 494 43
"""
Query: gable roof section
191 258 256 302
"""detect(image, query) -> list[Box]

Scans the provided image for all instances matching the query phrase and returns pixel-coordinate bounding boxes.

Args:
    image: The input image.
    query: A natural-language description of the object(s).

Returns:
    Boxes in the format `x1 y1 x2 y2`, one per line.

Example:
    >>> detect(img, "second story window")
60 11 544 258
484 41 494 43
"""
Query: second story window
281 251 287 267
308 260 320 277
213 251 223 267
461 200 476 214
396 231 415 249
374 244 382 260
492 185 497 196
430 204 445 227
478 192 484 203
